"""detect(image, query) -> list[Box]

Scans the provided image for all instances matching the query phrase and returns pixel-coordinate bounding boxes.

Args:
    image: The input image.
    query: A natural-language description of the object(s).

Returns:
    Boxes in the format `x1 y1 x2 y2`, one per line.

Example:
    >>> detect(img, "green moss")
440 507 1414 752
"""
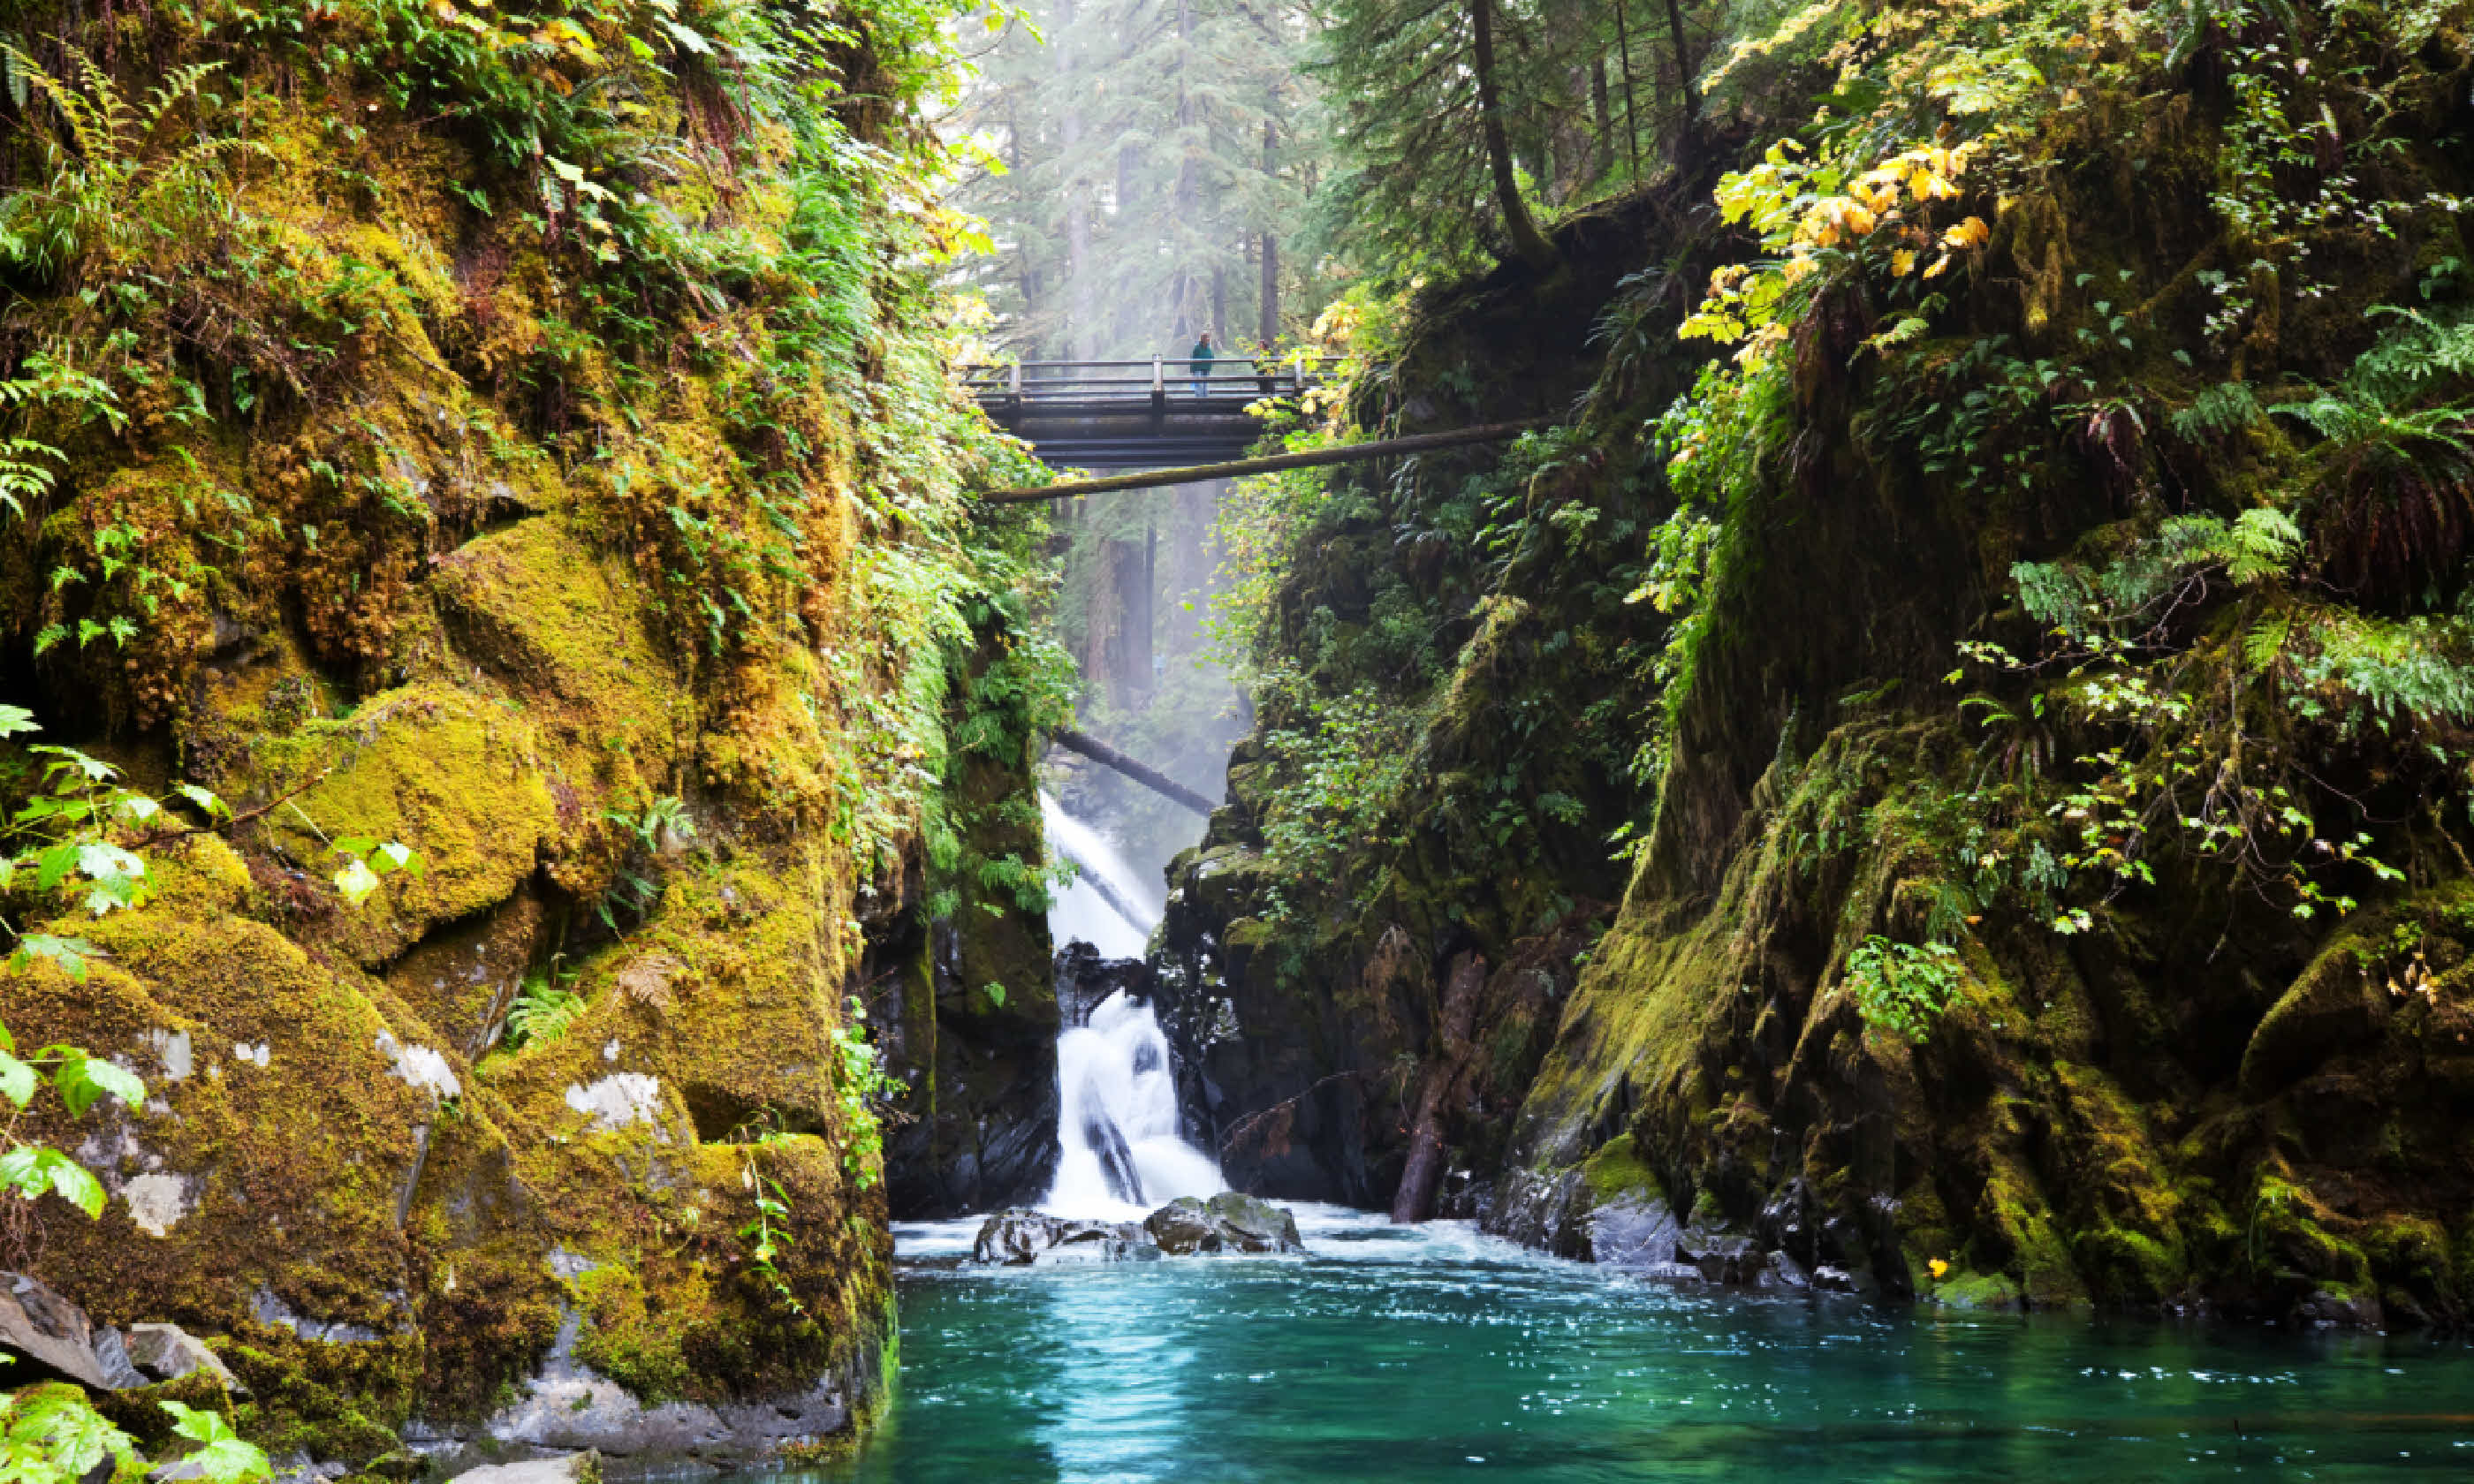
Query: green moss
571 1265 695 1404
1581 1133 1657 1202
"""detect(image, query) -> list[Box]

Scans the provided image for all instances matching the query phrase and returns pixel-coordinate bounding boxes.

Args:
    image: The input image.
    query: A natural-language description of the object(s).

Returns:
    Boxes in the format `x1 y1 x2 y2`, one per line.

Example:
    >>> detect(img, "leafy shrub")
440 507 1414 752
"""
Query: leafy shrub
1844 936 1963 1044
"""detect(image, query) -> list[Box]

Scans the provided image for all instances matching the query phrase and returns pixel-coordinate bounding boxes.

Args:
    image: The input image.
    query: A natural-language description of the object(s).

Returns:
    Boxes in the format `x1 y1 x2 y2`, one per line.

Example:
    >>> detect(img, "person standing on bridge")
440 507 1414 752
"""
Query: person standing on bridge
1188 331 1215 397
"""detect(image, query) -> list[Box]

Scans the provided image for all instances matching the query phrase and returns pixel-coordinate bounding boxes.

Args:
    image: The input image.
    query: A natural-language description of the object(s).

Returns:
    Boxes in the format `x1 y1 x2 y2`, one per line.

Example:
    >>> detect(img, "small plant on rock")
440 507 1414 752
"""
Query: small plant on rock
1844 936 1965 1045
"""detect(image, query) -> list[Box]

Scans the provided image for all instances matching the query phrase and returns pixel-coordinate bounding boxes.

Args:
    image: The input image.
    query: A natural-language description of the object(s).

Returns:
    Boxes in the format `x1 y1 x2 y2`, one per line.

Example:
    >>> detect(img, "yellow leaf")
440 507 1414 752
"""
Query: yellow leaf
1923 254 1953 279
1943 216 1991 249
1892 249 1918 276
1928 1258 1950 1280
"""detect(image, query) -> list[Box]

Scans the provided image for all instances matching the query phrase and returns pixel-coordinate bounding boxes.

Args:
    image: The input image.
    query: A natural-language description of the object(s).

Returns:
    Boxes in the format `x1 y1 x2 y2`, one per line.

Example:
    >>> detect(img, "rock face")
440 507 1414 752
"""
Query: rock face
1 11 1059 1473
867 806 1062 1220
1145 18 2474 1331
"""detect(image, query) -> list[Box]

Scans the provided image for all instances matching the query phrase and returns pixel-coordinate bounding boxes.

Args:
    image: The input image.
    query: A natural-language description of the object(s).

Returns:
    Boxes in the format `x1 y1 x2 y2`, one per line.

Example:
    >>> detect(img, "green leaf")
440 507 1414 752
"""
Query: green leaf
47 1050 143 1117
12 935 95 982
160 1400 273 1484
0 703 37 738
39 1150 103 1217
0 1050 34 1109
1 1379 140 1481
333 856 382 907
173 783 231 820
330 836 378 857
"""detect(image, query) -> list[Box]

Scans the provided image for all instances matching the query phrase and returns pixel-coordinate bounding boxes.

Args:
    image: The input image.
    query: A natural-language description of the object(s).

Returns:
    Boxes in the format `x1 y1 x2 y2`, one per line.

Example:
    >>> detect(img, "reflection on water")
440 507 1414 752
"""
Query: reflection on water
764 1208 2474 1482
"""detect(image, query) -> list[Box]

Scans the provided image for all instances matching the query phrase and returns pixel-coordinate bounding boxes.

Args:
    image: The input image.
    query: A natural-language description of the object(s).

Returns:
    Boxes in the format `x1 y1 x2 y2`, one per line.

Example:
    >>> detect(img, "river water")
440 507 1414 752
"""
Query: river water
766 1206 2474 1481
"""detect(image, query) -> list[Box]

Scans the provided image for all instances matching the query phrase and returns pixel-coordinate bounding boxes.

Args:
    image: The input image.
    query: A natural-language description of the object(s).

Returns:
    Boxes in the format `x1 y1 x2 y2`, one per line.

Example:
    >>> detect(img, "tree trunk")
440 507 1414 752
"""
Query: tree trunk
1613 0 1641 178
1058 0 1093 358
1391 950 1487 1224
1661 0 1699 126
1591 60 1613 180
1258 119 1279 347
1470 0 1557 271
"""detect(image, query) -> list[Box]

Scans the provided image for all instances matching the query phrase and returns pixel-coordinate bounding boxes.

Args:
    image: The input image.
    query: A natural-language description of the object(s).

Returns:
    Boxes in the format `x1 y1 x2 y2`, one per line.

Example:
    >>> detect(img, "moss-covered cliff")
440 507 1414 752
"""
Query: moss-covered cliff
1163 0 2474 1327
0 0 1065 1468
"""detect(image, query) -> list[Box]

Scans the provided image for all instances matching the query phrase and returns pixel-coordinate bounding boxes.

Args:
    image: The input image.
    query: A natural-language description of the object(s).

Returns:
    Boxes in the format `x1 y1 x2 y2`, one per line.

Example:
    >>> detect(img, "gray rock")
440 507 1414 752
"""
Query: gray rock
1585 1192 1681 1269
1204 1192 1303 1253
446 1457 600 1484
248 1288 380 1345
92 1327 147 1390
1141 1194 1305 1255
1142 1198 1225 1254
127 1323 247 1394
969 1209 1154 1264
0 1270 111 1390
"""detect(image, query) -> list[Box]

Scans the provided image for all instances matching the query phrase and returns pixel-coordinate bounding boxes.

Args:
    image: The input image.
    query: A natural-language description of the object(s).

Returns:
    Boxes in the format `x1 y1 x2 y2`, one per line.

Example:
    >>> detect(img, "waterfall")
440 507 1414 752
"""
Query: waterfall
1040 791 1156 960
1047 990 1223 1215
1038 791 1221 1216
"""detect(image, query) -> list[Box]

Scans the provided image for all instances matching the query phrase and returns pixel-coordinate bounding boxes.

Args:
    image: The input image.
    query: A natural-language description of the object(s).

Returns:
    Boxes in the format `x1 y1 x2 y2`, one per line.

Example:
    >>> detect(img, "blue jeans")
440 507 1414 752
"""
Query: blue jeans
1192 379 1209 396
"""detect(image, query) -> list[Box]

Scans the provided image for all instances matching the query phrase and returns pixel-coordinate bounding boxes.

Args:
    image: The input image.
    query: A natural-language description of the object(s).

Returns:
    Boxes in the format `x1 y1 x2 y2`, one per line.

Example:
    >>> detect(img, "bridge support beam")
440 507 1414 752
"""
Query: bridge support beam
977 420 1546 503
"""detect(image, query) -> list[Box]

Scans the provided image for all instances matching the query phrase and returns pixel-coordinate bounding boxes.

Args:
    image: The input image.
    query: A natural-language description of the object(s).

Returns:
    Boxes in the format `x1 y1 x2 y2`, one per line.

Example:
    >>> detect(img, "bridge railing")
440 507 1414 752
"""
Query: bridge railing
958 356 1347 405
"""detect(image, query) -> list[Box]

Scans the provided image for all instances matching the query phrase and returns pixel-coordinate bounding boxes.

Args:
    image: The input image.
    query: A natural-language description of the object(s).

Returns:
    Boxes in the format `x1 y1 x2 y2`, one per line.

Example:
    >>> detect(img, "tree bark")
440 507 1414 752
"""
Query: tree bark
1613 0 1642 178
1661 0 1699 126
1392 950 1487 1223
1051 728 1218 816
1470 0 1557 271
1258 119 1279 347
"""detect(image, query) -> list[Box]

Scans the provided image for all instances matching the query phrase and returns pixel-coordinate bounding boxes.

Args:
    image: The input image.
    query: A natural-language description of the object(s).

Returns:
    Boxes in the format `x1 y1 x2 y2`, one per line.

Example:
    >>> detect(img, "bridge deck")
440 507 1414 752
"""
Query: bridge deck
960 357 1341 473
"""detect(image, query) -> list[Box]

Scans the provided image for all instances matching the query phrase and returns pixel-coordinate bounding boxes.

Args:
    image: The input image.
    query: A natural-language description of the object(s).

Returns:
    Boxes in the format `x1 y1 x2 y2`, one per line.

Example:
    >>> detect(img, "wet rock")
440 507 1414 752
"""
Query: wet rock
126 1323 247 1394
1141 1194 1304 1255
1810 1265 1860 1293
445 1455 602 1484
0 1270 112 1390
1674 1223 1762 1284
1585 1193 1682 1270
2295 1289 2383 1329
1204 1192 1303 1253
1055 943 1156 1027
969 1209 1156 1264
1142 1199 1224 1254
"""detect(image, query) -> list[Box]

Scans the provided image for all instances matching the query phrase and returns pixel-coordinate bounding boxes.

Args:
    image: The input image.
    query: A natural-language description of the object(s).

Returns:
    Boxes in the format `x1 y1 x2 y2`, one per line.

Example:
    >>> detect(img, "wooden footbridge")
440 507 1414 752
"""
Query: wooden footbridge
961 356 1340 470
961 357 1544 503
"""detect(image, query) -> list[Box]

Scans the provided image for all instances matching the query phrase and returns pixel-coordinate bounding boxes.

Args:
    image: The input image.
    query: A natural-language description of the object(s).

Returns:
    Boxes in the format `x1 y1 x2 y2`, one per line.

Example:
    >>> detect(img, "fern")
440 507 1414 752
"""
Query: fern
503 968 587 1049
0 48 263 282
2293 613 2474 728
2170 382 2261 442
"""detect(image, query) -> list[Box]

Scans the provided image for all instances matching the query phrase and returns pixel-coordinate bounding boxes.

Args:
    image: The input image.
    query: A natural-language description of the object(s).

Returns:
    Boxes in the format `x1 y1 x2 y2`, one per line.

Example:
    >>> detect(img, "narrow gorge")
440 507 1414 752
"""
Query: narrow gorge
8 0 2474 1480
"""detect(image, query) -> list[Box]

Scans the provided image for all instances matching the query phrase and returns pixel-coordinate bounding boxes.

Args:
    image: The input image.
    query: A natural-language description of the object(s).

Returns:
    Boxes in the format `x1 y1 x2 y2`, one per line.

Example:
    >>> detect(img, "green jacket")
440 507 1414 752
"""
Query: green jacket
1188 341 1216 375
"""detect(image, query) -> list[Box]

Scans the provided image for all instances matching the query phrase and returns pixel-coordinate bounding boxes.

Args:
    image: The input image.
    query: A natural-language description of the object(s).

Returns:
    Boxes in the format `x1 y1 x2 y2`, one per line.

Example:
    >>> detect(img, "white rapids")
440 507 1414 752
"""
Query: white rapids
1036 791 1221 1219
1044 988 1223 1218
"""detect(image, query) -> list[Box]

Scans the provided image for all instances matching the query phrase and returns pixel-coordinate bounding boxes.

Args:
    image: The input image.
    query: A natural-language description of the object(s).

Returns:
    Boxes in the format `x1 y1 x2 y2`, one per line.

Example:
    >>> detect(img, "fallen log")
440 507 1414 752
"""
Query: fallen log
1045 836 1155 942
977 420 1548 503
1052 729 1219 817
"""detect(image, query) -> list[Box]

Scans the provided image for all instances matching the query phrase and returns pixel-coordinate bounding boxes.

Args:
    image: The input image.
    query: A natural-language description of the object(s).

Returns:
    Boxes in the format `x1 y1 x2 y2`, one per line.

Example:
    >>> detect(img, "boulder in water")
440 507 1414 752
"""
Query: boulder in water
969 1209 1158 1265
1142 1199 1225 1255
1142 1193 1304 1255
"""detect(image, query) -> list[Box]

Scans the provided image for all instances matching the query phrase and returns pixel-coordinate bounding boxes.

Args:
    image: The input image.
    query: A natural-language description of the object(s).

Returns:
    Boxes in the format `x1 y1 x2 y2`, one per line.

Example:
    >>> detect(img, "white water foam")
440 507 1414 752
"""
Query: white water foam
1040 791 1156 960
1045 989 1223 1218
